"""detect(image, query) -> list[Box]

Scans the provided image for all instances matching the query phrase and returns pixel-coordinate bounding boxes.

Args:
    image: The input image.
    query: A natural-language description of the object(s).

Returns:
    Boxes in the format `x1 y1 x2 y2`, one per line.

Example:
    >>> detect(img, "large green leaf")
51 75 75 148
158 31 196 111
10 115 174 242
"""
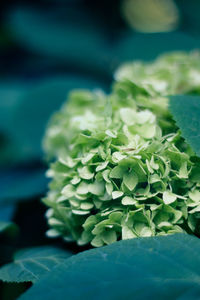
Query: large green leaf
0 81 28 133
0 76 106 166
0 222 18 235
0 81 28 166
10 76 106 161
169 95 200 157
0 221 19 240
19 234 200 300
0 168 48 204
6 6 111 74
0 246 72 283
0 205 15 222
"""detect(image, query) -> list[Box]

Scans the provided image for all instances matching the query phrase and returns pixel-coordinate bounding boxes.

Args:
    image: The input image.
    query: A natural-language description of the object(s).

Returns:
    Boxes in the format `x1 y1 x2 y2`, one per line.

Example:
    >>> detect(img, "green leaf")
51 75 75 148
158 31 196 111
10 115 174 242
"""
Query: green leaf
0 205 15 222
0 168 48 204
7 7 111 75
0 246 72 283
19 234 200 300
0 81 29 166
0 76 106 165
10 76 106 162
0 81 28 134
0 221 18 236
169 95 200 156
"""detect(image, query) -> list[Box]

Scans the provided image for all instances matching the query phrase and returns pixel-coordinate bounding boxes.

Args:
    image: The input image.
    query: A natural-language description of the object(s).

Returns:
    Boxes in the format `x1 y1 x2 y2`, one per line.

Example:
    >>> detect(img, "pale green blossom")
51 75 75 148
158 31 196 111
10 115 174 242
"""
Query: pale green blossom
43 52 200 247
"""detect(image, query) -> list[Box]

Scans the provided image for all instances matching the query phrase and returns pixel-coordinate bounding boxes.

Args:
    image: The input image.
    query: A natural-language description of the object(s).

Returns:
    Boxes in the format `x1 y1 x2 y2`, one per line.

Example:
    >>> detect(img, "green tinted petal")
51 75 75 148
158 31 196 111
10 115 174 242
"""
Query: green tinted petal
188 190 200 202
77 182 89 195
78 166 94 180
112 191 124 199
123 172 138 191
163 191 177 204
61 184 75 198
122 196 137 205
96 161 109 172
88 181 105 195
101 230 117 245
110 166 124 179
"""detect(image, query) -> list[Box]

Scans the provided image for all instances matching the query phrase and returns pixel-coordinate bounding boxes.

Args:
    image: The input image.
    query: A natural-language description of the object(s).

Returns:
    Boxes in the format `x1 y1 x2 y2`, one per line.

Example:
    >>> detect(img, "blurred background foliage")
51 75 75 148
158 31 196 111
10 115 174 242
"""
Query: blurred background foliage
1 0 200 293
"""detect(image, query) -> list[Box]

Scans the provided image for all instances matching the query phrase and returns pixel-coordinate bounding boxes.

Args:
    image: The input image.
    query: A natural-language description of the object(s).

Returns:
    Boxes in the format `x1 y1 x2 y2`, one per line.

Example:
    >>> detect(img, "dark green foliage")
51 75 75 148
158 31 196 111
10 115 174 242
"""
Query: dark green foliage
0 246 72 283
19 234 200 300
170 95 200 156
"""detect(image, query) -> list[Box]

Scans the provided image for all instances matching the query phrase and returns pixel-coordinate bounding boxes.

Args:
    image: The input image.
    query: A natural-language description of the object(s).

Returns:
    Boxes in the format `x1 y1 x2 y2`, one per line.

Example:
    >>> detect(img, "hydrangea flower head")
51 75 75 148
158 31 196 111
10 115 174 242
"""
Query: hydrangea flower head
43 52 200 247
